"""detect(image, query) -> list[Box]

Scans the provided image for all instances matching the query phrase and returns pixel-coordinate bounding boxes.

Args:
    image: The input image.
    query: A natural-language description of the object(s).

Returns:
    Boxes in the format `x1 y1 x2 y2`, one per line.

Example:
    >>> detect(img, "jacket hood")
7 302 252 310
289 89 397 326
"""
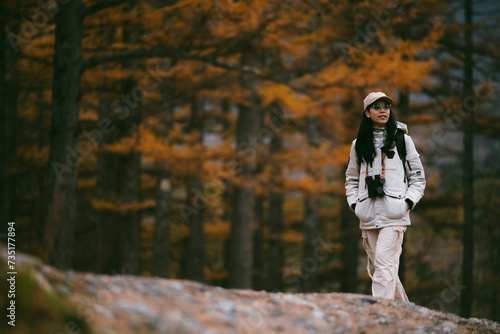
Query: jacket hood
396 121 408 134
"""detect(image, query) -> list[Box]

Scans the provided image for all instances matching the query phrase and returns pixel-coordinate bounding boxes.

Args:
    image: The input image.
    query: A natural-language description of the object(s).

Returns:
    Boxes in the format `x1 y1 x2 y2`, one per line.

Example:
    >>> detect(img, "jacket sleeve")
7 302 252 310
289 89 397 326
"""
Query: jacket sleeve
345 140 360 210
404 134 426 209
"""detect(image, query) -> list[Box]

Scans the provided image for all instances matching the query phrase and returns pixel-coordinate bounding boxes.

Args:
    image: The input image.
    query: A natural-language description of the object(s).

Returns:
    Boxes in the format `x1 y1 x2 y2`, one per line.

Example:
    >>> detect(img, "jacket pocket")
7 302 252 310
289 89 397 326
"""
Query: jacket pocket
355 198 375 222
391 226 407 248
382 196 407 220
384 152 400 170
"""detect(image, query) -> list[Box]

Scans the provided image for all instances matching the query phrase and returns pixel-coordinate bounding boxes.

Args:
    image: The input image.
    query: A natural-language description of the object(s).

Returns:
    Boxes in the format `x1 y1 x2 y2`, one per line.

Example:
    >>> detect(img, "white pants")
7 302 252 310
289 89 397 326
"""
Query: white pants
362 226 409 302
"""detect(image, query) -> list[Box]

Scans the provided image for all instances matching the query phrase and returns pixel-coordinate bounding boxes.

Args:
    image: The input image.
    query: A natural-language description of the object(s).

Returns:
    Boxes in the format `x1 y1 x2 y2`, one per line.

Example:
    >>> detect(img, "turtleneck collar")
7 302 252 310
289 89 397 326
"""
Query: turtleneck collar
373 127 386 147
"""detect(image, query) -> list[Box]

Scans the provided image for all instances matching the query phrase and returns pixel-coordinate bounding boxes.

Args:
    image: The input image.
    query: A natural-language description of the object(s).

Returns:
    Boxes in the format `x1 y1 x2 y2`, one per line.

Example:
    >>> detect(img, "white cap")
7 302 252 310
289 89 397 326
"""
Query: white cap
363 92 393 110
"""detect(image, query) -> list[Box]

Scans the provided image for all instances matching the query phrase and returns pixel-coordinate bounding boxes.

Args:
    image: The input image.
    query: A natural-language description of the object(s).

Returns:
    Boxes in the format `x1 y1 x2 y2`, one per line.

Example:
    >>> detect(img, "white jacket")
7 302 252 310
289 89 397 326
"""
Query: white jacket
345 122 426 229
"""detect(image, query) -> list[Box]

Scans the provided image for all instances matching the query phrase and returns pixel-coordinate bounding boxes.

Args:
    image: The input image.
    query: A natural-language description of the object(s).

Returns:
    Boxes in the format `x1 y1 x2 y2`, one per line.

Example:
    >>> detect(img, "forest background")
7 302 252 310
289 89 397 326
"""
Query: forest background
1 0 499 322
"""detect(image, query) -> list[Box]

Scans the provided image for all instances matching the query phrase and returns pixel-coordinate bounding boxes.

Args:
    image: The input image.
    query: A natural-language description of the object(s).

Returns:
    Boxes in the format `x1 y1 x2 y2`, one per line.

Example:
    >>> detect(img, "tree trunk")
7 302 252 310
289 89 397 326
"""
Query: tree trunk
229 184 256 288
185 176 205 282
184 96 205 282
95 97 120 274
253 195 265 290
44 0 84 269
340 197 359 293
95 139 119 274
268 191 284 291
152 170 171 277
228 104 259 289
221 97 232 288
252 108 266 290
0 18 6 235
491 239 500 321
115 77 141 275
114 0 142 275
94 27 118 274
1 19 18 235
32 86 48 251
302 195 320 292
152 79 174 278
397 89 409 120
267 135 284 292
460 0 474 318
301 115 321 292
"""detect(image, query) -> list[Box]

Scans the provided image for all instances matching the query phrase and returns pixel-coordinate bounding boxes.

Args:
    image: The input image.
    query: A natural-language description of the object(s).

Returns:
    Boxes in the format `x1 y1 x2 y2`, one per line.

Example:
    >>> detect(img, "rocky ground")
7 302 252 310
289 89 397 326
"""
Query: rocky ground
2 249 500 334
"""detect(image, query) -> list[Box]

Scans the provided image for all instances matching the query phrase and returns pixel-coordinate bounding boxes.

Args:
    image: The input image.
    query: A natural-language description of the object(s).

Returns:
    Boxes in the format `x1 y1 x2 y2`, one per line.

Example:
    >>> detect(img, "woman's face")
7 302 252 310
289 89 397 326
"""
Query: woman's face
365 99 391 127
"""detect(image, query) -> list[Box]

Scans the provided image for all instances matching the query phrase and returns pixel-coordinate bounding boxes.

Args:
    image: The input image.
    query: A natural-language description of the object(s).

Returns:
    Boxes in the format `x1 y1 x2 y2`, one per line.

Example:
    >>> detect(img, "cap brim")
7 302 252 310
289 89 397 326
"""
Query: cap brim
375 96 393 104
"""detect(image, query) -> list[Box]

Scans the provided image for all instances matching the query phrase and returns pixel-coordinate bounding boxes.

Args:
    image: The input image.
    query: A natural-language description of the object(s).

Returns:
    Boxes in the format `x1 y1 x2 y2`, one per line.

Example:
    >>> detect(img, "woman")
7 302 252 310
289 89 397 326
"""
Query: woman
345 92 426 301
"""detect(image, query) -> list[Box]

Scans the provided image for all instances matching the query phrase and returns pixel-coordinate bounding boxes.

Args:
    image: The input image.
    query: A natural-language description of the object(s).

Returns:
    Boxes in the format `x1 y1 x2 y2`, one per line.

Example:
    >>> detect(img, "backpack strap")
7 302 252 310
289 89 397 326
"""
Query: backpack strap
394 129 407 181
394 129 406 163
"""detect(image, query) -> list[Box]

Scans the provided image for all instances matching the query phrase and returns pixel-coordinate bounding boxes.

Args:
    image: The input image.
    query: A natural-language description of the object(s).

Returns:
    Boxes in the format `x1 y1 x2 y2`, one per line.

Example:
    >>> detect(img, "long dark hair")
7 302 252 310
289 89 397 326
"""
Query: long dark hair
355 108 397 163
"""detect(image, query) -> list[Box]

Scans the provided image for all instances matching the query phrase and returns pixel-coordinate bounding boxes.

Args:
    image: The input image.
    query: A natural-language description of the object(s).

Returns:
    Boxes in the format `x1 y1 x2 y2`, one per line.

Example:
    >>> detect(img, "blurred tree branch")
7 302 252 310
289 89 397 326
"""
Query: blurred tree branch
83 48 260 75
84 0 127 17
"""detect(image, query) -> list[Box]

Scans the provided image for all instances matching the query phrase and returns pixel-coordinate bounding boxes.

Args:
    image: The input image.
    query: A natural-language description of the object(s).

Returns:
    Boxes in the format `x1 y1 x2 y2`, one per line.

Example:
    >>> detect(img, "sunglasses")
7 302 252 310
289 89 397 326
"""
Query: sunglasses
371 103 391 111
